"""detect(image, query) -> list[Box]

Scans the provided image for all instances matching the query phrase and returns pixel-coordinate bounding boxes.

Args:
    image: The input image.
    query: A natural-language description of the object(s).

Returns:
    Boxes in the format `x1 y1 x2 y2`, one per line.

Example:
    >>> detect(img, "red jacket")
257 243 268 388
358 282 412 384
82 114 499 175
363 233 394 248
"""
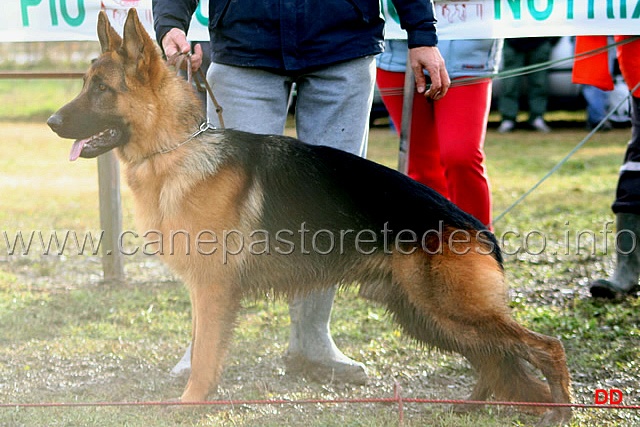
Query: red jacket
572 36 640 97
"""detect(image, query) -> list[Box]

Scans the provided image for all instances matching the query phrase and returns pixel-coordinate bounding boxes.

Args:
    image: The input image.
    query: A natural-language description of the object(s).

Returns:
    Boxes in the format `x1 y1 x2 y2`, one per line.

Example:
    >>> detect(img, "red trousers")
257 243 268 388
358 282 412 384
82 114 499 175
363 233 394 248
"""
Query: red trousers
376 69 493 226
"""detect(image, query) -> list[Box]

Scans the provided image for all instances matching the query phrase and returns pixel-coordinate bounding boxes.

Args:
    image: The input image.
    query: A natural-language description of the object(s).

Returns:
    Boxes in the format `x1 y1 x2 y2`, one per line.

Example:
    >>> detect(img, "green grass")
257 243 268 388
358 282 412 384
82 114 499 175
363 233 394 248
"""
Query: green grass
0 80 639 425
0 80 84 122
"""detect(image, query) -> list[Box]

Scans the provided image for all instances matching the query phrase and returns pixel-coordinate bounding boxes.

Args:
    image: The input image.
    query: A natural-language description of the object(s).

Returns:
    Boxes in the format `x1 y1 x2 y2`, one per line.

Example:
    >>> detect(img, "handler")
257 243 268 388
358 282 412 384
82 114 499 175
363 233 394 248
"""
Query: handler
152 0 449 384
573 36 640 299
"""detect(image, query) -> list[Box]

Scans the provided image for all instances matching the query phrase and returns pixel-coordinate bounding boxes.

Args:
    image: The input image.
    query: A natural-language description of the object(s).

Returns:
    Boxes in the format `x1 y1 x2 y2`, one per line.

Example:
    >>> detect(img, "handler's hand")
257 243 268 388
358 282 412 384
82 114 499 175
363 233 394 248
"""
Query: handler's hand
161 28 203 71
409 46 450 100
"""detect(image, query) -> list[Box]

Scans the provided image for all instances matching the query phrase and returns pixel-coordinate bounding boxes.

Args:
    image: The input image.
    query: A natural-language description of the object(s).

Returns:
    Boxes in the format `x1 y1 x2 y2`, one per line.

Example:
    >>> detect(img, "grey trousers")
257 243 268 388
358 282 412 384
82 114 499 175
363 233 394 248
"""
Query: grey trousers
205 56 375 359
206 56 375 155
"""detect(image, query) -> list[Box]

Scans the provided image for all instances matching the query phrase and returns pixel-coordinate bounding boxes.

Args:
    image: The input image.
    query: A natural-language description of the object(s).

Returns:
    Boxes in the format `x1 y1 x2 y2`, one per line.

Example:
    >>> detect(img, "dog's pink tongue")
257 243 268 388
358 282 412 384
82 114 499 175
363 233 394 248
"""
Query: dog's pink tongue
69 139 87 162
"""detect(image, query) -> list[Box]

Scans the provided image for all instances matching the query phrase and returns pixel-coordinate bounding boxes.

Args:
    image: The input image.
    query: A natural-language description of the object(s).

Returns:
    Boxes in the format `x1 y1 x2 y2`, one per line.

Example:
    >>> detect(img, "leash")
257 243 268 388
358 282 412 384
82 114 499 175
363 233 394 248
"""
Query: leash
379 36 640 97
174 52 225 129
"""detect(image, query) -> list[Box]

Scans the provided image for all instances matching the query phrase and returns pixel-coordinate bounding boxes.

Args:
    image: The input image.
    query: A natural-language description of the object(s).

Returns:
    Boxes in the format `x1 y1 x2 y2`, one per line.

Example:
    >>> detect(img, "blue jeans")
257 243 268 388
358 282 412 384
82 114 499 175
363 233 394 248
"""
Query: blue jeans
582 84 609 127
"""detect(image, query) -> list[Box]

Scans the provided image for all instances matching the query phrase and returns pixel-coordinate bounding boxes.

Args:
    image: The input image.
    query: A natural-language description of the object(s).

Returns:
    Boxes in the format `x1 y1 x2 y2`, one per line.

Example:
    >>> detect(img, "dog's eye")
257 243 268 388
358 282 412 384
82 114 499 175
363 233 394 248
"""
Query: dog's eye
98 83 107 91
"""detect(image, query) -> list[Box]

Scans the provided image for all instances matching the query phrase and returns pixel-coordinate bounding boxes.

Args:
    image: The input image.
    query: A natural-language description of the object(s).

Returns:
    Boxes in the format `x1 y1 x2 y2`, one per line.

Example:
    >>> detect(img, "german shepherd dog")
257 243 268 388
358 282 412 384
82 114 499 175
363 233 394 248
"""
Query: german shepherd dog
48 9 572 425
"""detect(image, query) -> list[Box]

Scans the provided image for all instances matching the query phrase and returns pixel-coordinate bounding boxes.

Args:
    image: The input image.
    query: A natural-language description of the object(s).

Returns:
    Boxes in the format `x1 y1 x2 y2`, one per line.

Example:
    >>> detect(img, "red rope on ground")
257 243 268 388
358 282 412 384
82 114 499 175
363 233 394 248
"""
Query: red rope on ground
1 396 639 410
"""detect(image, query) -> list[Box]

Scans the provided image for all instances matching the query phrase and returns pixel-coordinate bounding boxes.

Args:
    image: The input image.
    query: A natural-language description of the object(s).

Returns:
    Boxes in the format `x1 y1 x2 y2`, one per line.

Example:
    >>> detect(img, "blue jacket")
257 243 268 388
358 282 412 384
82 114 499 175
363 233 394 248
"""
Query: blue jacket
153 0 438 73
377 39 503 79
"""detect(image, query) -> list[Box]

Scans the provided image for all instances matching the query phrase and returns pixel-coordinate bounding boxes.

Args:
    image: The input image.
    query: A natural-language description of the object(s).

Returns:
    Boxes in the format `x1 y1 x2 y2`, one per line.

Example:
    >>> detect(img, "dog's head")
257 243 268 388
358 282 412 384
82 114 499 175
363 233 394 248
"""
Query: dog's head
47 9 166 161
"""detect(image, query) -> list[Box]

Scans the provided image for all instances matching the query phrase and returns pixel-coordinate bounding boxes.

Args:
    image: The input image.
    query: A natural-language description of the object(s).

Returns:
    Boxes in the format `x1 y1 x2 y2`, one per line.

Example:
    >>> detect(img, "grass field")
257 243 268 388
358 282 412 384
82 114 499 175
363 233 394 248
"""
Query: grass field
0 80 639 426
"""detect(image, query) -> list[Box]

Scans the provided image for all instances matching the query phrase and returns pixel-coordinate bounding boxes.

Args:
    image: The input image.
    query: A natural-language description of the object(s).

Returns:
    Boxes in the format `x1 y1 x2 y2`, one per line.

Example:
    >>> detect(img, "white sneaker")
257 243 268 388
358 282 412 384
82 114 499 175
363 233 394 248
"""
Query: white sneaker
531 117 551 133
497 120 515 133
170 343 192 378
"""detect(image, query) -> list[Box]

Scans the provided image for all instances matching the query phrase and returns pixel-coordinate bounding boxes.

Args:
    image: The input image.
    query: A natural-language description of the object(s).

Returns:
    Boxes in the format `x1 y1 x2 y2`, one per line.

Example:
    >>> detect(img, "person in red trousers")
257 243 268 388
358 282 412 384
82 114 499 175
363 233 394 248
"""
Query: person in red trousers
376 14 501 227
377 1 500 227
573 35 640 299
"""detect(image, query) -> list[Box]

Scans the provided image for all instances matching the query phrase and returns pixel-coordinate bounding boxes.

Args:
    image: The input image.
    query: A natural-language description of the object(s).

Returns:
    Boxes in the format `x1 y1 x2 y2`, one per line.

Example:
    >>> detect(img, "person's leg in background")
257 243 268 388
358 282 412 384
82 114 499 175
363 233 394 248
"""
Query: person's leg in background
498 43 524 133
582 84 612 130
376 70 490 226
282 55 377 384
205 63 292 133
376 68 449 197
526 41 552 132
590 37 640 299
434 78 493 226
582 37 616 130
295 56 374 156
590 95 640 298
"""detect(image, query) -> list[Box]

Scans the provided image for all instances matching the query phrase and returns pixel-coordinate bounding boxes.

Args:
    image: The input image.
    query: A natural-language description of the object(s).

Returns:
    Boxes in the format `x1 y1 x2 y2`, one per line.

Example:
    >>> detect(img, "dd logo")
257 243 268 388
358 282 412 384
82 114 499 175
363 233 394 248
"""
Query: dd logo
594 388 624 405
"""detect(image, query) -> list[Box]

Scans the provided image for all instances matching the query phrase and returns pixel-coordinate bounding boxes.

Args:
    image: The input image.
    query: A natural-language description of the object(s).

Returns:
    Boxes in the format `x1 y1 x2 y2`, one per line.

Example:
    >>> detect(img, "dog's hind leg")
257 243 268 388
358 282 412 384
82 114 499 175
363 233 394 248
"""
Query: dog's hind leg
390 250 572 425
495 324 573 425
465 321 573 425
464 349 554 410
181 282 241 402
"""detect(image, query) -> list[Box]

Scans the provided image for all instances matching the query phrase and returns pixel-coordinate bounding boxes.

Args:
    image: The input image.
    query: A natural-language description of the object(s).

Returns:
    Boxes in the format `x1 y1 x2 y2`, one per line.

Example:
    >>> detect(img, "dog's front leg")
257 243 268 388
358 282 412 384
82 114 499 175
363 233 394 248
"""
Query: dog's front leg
181 282 241 402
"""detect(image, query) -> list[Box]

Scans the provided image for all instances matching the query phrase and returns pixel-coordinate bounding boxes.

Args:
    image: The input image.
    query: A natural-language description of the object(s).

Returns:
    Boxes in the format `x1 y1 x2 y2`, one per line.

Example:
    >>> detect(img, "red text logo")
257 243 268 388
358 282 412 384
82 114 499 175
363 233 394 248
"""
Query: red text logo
594 389 624 405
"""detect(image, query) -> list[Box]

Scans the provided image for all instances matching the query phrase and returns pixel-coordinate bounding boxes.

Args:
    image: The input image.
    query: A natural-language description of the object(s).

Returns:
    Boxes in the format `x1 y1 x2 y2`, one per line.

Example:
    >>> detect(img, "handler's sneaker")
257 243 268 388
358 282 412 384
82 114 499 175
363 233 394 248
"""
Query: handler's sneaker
284 350 368 385
285 288 368 385
531 117 551 133
497 120 515 133
170 343 192 378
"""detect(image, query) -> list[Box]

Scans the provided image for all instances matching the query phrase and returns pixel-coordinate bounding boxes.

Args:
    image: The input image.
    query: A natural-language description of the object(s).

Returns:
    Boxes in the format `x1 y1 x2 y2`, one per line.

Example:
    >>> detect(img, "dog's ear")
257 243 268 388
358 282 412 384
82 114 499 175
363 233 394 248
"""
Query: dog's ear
121 8 161 80
97 11 122 53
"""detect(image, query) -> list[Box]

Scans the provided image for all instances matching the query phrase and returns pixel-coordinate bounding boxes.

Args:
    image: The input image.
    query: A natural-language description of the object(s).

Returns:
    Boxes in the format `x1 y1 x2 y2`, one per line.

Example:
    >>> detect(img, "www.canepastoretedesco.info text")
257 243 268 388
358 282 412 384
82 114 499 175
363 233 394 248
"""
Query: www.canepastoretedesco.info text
2 221 636 260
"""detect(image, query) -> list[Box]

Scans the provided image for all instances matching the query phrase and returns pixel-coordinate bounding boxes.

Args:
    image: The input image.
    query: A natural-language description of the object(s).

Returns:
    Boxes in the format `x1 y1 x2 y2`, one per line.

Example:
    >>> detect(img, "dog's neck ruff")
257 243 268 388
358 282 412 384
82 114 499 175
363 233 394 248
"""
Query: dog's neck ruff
144 121 216 160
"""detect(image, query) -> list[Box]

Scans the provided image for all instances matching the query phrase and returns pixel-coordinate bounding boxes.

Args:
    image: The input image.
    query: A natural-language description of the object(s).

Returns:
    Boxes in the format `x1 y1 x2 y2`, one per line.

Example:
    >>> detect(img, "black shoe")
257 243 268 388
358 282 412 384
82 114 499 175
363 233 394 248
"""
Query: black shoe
590 279 639 299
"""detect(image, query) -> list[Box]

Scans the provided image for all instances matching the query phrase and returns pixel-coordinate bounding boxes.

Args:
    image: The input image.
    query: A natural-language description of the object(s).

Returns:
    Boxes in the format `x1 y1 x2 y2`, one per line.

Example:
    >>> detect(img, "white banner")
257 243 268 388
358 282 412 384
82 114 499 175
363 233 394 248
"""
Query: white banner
1 0 639 43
